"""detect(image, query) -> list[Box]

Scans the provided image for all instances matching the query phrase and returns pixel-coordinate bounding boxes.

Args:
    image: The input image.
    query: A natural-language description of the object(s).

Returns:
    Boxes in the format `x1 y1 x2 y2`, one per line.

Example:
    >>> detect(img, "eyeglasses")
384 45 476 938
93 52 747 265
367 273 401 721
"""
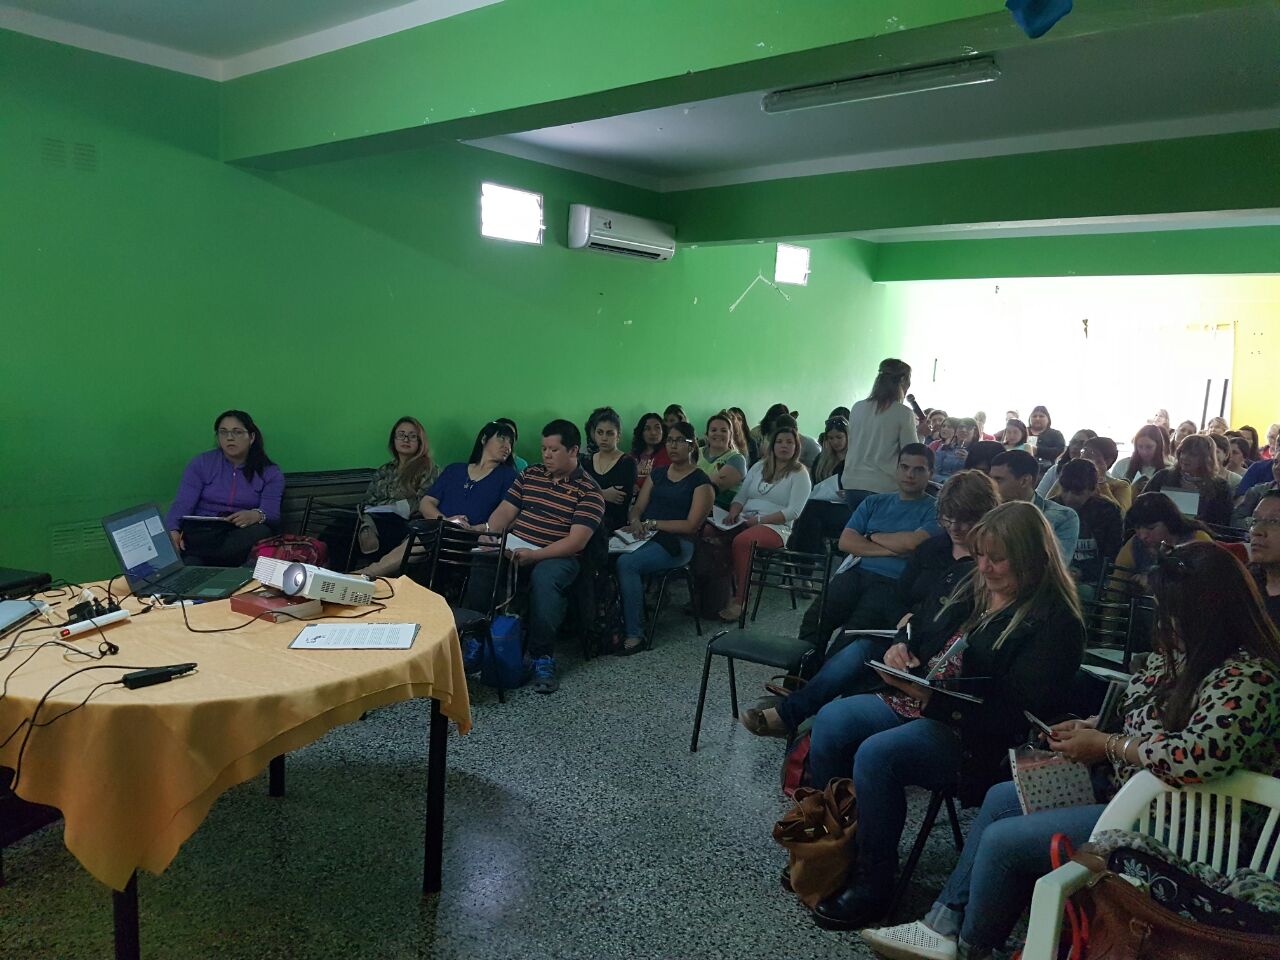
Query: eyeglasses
1246 517 1280 532
665 437 694 446
939 517 976 532
394 432 419 442
217 429 248 439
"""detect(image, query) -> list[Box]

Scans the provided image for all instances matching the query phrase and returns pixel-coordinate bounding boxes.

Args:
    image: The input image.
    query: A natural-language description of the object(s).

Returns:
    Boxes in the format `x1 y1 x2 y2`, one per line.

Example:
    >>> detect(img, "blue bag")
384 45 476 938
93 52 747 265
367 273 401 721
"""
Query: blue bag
1006 0 1072 39
480 614 526 689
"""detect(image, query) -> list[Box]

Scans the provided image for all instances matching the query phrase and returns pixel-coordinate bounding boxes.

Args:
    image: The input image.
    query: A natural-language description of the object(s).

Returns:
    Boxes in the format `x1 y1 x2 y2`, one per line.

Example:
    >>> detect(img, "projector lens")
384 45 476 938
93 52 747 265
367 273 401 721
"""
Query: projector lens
282 563 306 596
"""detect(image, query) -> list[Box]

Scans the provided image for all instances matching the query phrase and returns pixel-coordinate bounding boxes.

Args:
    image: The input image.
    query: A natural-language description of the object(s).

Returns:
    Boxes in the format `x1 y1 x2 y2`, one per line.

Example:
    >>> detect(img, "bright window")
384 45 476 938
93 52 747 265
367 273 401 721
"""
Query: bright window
774 243 810 285
480 182 544 245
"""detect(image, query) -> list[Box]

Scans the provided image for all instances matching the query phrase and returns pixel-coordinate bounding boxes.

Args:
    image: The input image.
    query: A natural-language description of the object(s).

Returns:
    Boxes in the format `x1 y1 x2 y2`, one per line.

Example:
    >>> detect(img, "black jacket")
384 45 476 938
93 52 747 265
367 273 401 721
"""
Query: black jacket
899 534 974 664
922 593 1085 793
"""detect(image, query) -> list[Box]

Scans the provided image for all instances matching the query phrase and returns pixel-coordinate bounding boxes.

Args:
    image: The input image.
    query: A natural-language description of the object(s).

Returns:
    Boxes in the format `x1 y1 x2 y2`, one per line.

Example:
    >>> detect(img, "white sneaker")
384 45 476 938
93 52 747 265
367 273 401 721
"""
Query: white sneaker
858 920 957 960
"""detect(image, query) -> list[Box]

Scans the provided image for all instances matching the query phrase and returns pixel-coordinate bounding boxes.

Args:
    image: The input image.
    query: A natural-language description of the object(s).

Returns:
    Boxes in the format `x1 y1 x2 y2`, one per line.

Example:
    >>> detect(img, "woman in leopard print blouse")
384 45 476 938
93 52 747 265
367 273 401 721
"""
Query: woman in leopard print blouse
859 541 1280 960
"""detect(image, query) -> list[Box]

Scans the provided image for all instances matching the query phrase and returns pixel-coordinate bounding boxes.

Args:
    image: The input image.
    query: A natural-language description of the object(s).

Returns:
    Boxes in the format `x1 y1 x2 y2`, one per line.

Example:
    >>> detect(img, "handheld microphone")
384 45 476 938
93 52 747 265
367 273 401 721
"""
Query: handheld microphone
905 393 927 421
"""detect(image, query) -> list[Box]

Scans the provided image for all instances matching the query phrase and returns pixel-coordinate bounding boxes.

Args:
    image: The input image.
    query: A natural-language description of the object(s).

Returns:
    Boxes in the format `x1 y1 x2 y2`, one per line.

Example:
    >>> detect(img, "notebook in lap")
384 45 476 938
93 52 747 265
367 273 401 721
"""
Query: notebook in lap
102 504 252 600
1162 489 1200 517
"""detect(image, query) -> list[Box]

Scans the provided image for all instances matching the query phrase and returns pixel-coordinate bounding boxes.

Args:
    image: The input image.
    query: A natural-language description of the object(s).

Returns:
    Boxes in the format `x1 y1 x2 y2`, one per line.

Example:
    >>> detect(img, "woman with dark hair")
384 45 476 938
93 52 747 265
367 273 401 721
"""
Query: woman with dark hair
355 420 516 577
1027 405 1065 467
1110 424 1171 496
841 358 919 511
813 501 1086 930
617 421 715 653
349 416 440 572
1228 434 1252 476
581 407 636 533
1001 418 1030 452
698 411 747 510
963 440 1006 475
1172 419 1197 449
932 417 976 484
751 403 791 450
862 541 1280 960
1106 491 1212 598
1146 433 1233 525
628 412 670 494
164 409 284 566
495 417 528 471
1035 428 1095 498
1207 432 1245 493
663 404 688 430
715 416 812 621
1238 424 1262 462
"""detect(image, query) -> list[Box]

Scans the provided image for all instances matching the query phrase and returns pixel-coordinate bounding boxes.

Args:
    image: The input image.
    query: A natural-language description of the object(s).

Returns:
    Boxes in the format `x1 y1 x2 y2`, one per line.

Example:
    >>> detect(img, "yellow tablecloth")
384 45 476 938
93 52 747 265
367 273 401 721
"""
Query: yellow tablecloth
0 577 469 891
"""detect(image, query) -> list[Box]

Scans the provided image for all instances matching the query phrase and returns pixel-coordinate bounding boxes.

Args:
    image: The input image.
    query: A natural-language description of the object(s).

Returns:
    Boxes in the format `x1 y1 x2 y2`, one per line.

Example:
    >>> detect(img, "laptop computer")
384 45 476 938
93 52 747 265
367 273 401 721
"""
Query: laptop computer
0 599 41 638
102 504 252 600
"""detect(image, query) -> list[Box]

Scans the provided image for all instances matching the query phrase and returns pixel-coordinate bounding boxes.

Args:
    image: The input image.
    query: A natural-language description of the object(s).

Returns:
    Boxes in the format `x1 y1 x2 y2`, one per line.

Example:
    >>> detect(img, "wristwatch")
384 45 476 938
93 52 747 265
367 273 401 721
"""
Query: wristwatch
256 508 267 523
646 519 658 533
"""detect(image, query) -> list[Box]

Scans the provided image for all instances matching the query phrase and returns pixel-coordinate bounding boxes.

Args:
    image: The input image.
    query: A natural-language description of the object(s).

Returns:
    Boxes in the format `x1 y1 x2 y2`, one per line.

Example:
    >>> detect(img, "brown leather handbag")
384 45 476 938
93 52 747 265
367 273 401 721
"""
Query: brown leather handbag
771 777 857 908
1060 844 1280 959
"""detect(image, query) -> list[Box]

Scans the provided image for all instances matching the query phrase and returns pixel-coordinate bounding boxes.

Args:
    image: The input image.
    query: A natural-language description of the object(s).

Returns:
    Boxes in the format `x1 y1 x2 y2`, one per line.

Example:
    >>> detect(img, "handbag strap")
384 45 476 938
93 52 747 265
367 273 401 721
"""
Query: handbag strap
1050 832 1089 960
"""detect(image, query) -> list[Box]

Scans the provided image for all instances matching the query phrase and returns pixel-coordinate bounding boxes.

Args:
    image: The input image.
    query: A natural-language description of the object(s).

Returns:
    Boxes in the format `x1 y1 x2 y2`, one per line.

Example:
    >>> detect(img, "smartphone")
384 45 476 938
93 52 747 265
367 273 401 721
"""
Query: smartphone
1023 710 1057 739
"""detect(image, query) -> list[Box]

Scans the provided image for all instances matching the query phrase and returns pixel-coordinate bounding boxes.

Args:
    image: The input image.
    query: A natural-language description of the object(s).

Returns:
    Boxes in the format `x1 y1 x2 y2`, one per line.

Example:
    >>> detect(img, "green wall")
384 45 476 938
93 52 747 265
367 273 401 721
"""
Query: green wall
0 30 881 582
872 226 1280 280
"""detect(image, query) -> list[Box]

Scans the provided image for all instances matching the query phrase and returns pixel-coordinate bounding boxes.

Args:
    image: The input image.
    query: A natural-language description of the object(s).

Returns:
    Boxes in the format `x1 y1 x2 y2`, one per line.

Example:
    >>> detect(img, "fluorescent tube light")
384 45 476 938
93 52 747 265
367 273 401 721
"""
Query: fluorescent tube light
762 57 1000 114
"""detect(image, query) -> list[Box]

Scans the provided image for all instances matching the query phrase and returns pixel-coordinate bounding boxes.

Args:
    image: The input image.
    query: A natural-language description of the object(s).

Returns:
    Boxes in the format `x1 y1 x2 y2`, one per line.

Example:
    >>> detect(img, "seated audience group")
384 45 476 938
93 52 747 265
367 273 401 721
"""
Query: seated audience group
161 371 1279 951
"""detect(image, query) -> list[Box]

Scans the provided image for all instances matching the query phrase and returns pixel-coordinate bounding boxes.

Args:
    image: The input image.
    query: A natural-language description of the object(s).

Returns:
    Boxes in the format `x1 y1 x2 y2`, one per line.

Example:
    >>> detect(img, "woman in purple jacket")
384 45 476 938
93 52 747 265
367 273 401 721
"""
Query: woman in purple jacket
164 409 284 566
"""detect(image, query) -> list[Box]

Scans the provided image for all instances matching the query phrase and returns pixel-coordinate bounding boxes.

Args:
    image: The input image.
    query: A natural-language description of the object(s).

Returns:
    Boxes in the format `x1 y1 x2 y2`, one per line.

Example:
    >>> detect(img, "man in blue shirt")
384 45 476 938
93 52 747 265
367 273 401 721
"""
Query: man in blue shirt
1238 423 1279 498
989 450 1079 563
797 444 942 650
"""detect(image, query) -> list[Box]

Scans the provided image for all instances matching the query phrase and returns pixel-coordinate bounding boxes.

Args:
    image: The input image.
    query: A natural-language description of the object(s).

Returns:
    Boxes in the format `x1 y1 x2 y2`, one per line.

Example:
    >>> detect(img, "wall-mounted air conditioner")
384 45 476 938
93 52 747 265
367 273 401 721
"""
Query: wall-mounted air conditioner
567 204 675 261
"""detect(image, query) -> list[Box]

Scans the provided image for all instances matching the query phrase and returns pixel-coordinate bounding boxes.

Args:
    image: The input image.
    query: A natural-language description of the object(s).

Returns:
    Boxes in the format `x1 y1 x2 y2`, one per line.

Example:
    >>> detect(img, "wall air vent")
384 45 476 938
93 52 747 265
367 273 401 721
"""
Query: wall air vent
72 142 98 172
40 137 67 168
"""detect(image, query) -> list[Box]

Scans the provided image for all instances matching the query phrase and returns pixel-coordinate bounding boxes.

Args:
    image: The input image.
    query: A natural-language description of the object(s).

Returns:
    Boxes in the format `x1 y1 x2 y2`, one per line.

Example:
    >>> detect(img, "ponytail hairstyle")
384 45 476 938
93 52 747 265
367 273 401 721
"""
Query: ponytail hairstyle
584 406 622 454
867 358 912 413
213 409 275 484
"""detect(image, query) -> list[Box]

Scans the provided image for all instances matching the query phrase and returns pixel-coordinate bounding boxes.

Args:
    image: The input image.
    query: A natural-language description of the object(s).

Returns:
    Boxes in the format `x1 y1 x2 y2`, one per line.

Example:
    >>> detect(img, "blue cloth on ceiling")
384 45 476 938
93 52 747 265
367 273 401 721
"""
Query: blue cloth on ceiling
1006 0 1073 39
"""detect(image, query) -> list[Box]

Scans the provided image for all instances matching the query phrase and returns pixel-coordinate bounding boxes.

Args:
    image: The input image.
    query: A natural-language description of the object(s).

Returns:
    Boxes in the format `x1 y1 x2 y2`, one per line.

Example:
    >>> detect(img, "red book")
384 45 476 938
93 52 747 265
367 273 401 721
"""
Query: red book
229 589 322 624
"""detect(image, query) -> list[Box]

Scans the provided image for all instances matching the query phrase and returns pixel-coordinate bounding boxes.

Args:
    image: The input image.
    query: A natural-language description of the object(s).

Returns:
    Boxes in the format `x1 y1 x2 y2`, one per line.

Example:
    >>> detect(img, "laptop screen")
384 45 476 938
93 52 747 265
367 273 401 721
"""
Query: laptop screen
102 504 183 584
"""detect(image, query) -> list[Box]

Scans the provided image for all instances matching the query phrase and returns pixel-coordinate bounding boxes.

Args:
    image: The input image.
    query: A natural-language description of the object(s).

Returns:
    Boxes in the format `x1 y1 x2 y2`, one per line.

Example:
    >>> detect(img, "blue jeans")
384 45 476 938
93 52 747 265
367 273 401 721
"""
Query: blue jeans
810 699 966 868
776 636 889 730
464 554 580 660
926 781 1104 951
808 694 906 791
615 539 693 638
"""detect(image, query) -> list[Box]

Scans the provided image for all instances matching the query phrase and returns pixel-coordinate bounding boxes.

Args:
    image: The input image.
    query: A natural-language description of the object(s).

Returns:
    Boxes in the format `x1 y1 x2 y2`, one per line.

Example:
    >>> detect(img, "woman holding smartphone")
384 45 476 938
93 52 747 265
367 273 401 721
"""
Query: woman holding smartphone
860 541 1280 960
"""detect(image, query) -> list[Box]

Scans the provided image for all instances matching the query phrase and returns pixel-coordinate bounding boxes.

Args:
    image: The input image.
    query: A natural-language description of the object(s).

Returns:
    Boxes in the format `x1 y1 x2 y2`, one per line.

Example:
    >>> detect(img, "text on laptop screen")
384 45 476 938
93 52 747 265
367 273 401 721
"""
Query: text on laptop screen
104 507 181 578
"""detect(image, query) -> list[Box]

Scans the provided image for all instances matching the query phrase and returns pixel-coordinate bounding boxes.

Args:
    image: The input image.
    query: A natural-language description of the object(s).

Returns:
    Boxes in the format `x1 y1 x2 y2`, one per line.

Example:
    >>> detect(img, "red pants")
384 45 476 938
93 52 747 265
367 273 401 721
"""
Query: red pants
731 525 784 606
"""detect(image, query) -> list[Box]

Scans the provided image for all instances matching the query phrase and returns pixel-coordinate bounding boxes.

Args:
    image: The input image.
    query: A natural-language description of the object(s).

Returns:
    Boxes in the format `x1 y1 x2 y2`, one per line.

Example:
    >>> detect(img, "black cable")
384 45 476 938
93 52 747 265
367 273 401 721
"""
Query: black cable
178 597 388 634
1 663 160 797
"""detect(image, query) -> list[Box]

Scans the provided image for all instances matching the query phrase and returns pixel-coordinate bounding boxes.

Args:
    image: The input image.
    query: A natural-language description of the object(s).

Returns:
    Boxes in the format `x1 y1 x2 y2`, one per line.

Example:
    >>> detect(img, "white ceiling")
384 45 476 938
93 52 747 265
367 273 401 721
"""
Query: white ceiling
0 0 502 79
466 6 1280 194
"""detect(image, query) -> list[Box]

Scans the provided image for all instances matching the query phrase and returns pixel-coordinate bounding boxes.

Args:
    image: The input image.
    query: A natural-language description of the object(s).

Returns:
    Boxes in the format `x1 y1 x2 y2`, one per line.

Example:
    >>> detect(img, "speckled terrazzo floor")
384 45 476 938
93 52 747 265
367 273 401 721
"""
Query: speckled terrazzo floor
1 589 977 960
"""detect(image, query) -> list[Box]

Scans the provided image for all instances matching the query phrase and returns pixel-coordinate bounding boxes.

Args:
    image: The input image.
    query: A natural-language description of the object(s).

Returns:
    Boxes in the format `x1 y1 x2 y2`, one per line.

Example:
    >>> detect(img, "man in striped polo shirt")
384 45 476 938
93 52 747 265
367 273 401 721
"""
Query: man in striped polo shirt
468 419 606 693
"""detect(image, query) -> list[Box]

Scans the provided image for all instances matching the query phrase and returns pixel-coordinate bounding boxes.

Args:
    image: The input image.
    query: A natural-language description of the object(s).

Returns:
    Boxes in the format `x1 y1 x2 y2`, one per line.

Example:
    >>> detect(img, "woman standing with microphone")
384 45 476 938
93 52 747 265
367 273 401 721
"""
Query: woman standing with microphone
841 358 922 512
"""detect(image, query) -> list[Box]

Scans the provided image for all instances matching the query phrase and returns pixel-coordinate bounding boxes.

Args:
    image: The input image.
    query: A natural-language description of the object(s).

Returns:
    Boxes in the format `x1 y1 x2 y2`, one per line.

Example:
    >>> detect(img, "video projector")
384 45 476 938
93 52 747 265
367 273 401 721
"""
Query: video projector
253 557 375 606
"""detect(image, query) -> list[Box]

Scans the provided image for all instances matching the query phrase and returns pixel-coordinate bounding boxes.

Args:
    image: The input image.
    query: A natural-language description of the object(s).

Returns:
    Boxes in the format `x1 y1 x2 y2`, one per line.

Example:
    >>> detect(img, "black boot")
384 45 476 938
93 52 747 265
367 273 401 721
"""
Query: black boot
812 860 895 931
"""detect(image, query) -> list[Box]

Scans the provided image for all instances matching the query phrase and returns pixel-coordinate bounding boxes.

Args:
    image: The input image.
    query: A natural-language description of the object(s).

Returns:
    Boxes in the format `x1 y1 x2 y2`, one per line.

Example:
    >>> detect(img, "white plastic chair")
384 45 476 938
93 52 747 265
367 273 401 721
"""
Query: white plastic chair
1022 769 1280 960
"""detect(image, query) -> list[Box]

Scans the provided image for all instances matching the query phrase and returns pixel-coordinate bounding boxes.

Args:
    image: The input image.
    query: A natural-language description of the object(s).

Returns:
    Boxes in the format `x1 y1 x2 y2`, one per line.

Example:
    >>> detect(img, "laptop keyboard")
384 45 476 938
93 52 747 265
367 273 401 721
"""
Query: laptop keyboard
163 568 215 596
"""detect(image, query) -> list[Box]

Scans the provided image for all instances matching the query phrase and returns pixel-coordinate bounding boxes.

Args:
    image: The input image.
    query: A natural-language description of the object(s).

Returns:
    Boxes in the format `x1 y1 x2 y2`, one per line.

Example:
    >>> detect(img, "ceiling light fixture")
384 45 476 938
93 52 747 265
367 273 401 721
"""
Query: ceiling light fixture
761 56 1000 114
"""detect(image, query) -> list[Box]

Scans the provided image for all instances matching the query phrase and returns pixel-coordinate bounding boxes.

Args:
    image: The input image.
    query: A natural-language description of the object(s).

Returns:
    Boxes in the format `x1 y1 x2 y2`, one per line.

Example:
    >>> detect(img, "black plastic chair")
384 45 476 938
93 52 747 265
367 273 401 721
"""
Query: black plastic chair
690 544 833 752
887 787 964 917
427 523 517 702
397 519 445 587
643 562 701 651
